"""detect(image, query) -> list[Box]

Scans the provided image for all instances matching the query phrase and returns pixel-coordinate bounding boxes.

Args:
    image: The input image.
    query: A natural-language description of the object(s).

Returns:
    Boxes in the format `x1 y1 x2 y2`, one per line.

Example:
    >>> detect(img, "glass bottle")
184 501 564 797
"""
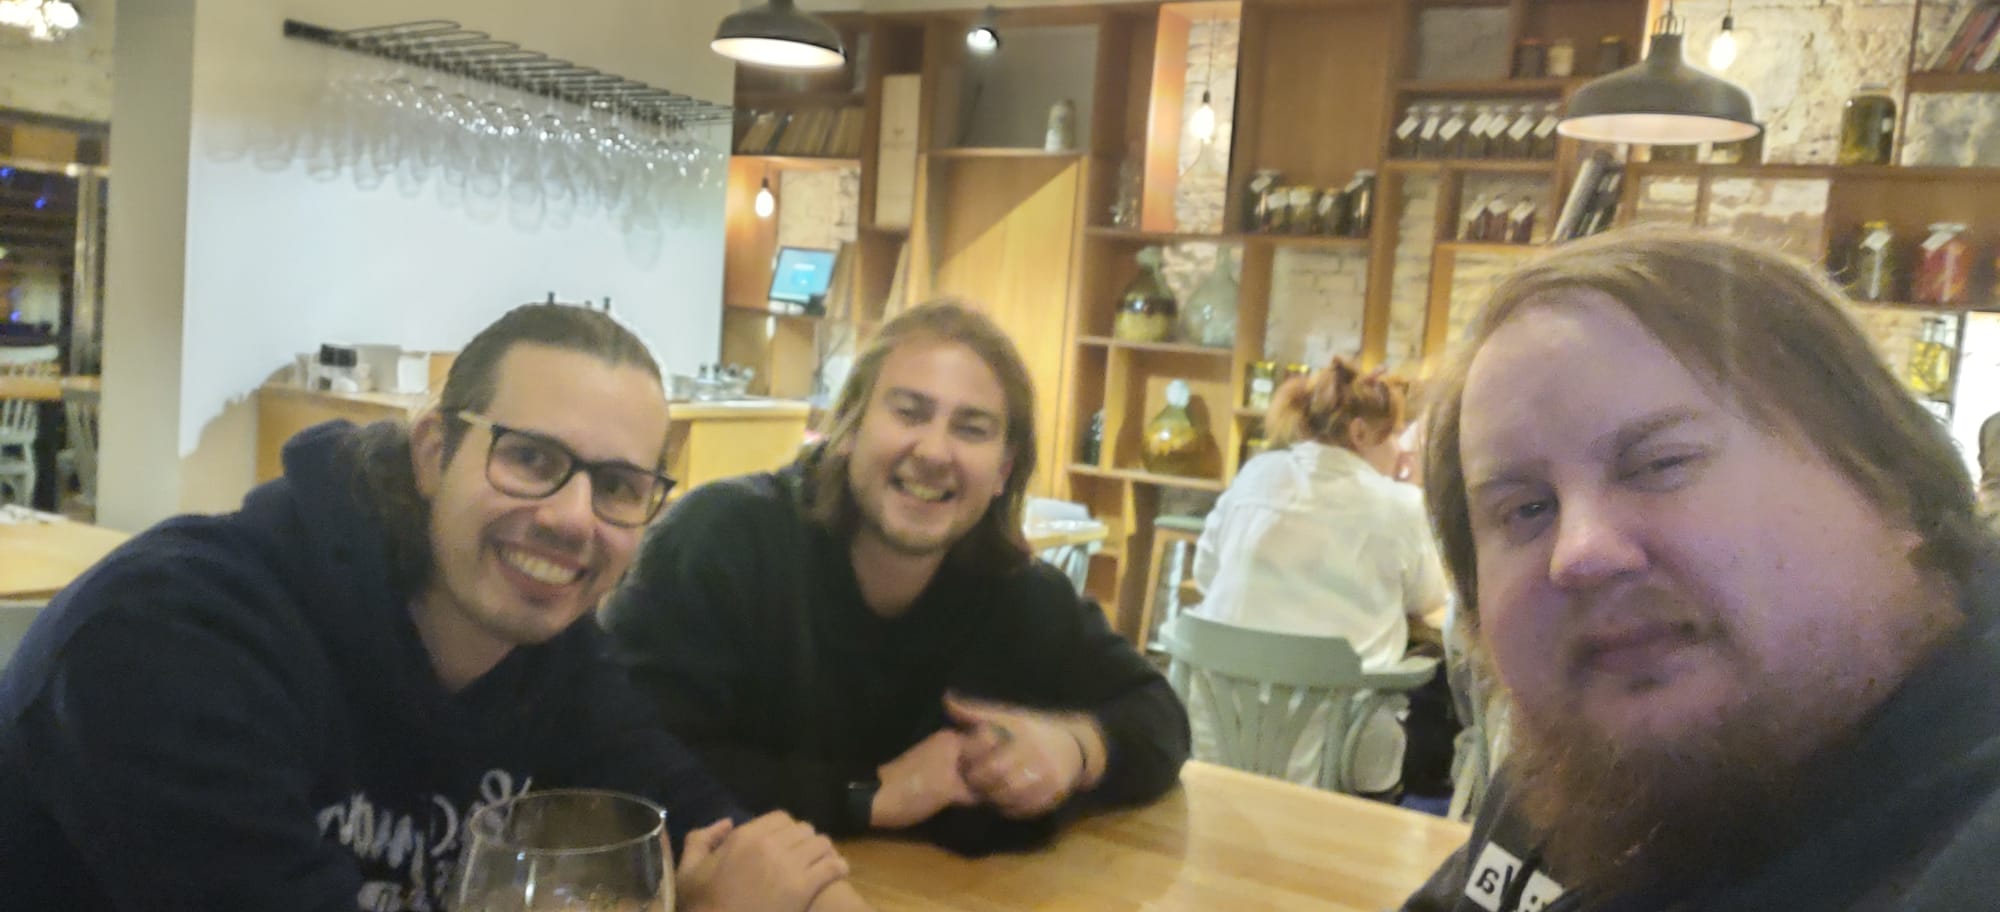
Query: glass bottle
1078 409 1104 465
1181 248 1240 348
1114 246 1179 343
1392 106 1422 159
1416 104 1445 158
1440 104 1470 159
1344 170 1377 238
1512 38 1548 78
1503 105 1537 158
1849 221 1898 302
1915 222 1972 306
1837 88 1897 166
1530 102 1562 159
1143 379 1206 476
1464 104 1494 159
1245 361 1279 411
1594 36 1628 75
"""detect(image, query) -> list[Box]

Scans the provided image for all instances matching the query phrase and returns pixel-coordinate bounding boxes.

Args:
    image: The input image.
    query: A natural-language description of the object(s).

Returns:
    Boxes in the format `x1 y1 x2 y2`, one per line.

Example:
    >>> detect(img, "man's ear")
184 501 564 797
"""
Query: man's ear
994 453 1014 501
410 410 448 499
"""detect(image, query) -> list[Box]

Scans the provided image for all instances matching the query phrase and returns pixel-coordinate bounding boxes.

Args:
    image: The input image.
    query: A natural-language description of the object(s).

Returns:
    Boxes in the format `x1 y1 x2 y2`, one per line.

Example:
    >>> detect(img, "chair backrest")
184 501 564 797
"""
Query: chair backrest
63 386 100 499
0 599 47 671
1162 613 1369 781
0 345 58 366
0 357 57 437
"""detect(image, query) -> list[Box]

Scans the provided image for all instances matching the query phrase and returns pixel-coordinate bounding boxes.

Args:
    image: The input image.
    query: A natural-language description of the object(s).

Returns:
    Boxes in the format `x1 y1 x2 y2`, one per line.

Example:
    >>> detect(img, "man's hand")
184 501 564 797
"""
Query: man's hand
677 812 848 912
872 728 979 829
946 693 1105 820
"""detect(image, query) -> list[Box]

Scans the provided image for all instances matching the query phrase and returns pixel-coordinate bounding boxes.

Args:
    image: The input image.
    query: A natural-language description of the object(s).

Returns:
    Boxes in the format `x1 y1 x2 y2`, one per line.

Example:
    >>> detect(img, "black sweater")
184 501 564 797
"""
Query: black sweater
601 466 1190 855
0 422 742 911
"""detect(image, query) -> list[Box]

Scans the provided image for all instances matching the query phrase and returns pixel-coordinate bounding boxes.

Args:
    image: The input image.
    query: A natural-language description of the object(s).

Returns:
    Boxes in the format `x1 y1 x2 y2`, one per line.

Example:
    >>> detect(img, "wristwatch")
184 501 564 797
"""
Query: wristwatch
844 777 879 832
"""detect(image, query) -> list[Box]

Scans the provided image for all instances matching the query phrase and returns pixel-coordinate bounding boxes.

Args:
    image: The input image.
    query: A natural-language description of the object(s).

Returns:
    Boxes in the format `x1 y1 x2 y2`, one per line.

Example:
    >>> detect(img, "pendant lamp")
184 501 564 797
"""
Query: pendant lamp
1558 5 1760 145
711 0 846 71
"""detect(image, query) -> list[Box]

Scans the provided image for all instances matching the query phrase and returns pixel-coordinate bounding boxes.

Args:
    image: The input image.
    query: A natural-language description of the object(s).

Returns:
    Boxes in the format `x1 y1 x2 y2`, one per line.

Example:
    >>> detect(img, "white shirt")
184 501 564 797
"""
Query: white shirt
1192 441 1448 669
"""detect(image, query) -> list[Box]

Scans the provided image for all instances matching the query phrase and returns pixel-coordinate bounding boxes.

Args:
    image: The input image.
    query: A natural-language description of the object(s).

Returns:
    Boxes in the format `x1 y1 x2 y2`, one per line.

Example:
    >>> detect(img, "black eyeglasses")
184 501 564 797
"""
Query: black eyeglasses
453 412 674 528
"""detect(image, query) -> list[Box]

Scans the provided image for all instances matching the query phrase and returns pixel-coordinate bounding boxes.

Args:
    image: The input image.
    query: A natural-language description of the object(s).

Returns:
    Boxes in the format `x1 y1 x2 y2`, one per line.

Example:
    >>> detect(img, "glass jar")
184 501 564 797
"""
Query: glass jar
1245 361 1279 411
1114 246 1179 343
1182 248 1240 348
1143 379 1206 476
1915 222 1972 306
1111 158 1143 229
1907 316 1956 401
1837 89 1896 166
1849 221 1898 302
1547 38 1576 77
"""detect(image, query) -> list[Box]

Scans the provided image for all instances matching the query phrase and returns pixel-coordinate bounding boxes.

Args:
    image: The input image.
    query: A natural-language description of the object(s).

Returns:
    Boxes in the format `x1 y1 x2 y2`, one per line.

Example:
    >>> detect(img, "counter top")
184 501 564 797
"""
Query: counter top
258 383 430 413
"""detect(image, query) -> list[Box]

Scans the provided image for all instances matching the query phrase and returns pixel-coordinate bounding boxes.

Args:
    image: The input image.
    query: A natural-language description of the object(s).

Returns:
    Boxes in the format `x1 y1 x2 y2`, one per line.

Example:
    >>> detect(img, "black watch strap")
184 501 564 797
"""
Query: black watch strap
844 777 879 833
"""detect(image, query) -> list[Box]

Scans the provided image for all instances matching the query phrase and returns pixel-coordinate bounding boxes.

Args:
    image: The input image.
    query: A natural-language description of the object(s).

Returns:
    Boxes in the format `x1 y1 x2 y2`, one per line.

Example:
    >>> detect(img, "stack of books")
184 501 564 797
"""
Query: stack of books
1929 2 2000 72
735 108 867 158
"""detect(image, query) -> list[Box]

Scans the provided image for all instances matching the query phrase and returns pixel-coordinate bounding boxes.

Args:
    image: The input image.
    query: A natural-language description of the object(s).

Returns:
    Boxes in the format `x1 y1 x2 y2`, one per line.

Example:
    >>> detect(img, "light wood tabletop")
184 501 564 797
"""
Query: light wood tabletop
0 517 130 601
0 374 99 403
842 761 1469 912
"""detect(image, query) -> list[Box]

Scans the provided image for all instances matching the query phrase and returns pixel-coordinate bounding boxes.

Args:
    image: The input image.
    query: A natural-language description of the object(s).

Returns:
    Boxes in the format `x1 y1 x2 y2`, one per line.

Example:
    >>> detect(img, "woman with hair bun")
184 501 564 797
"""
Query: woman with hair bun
1188 357 1449 792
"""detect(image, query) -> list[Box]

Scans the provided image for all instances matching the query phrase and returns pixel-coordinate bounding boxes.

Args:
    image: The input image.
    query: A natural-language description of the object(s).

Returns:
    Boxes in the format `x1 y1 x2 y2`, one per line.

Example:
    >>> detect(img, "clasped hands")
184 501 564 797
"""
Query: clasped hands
871 692 1106 828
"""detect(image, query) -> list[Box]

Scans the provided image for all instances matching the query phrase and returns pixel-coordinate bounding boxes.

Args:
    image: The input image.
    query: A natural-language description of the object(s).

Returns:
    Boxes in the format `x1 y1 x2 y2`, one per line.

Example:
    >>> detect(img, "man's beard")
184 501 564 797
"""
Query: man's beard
1497 590 1958 901
1507 689 1808 898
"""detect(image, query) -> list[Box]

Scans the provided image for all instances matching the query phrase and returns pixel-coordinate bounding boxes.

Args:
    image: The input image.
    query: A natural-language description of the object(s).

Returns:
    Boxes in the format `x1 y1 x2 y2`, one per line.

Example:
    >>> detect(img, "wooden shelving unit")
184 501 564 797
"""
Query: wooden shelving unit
729 154 862 171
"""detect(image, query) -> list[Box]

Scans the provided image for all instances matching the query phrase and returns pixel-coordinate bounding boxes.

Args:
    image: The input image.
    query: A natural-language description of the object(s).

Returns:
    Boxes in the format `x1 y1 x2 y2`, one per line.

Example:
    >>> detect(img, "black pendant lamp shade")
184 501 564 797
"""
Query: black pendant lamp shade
1558 18 1760 146
711 0 846 71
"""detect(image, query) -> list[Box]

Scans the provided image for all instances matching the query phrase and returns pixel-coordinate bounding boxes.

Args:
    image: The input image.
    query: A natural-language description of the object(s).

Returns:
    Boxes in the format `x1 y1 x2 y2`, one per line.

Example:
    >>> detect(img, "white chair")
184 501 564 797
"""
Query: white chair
0 348 59 507
57 384 99 513
1162 613 1438 794
1024 497 1104 595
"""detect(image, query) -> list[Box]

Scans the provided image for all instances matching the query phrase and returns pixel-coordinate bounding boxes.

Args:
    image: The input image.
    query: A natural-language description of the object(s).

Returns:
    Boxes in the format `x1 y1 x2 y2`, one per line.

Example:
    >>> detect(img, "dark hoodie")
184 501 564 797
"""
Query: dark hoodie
0 421 741 912
1401 557 2000 912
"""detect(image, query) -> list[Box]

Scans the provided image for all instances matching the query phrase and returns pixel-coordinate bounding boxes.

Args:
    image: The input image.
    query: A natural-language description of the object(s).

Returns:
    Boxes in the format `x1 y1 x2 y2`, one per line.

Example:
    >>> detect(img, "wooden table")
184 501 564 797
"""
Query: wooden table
842 761 1469 912
0 517 130 601
0 374 99 402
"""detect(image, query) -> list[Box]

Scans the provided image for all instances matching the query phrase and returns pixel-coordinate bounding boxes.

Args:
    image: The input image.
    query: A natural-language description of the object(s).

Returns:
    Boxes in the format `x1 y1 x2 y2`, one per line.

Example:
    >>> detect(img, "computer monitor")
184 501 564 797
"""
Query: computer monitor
768 246 838 312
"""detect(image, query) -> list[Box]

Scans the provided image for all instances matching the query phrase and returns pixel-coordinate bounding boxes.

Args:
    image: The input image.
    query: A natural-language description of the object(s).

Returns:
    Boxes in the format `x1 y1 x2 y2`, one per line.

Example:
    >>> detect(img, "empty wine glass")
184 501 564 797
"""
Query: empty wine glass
453 789 672 912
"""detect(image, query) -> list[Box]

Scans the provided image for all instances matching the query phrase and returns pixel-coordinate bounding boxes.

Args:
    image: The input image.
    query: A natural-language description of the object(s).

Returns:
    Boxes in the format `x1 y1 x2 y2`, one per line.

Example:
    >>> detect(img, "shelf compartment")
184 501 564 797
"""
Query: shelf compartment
1384 159 1559 174
927 147 1090 160
1069 464 1228 492
1395 77 1582 95
1905 71 2000 95
1086 227 1248 245
1080 336 1236 356
729 154 862 171
1434 240 1544 255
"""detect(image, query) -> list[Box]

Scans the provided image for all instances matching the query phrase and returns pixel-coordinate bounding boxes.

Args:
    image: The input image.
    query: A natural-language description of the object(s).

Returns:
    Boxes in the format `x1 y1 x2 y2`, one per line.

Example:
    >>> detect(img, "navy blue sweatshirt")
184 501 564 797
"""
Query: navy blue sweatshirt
0 422 742 912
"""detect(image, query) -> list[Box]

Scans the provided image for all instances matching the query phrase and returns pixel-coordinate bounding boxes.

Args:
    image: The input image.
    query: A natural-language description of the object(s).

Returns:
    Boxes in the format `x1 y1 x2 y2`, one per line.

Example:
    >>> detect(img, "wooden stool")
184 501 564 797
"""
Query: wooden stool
1139 514 1205 652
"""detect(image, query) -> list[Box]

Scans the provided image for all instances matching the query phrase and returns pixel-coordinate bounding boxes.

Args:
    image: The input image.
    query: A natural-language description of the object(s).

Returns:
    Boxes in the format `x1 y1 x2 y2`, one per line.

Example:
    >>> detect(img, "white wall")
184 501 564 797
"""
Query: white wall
103 0 739 525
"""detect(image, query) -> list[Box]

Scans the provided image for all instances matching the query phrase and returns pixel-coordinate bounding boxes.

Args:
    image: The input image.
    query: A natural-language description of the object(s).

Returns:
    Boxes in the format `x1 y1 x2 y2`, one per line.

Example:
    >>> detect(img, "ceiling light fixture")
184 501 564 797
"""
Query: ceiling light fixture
0 0 82 42
1557 3 1760 146
966 6 1000 56
1708 5 1739 71
711 0 845 71
754 176 775 219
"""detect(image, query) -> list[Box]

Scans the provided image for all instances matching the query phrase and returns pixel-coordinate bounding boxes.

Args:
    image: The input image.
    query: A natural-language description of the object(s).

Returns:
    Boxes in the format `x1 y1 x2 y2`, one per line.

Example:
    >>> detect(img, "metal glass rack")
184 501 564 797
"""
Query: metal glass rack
280 19 734 129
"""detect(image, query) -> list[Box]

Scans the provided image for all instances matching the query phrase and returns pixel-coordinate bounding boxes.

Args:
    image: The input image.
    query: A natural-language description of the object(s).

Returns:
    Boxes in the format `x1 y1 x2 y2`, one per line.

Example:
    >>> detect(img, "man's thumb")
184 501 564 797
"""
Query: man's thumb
678 818 733 869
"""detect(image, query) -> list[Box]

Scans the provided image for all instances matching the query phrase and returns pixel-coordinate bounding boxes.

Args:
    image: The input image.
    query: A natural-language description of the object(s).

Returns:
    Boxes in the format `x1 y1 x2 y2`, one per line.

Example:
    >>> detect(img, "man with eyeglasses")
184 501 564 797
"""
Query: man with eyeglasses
0 304 871 912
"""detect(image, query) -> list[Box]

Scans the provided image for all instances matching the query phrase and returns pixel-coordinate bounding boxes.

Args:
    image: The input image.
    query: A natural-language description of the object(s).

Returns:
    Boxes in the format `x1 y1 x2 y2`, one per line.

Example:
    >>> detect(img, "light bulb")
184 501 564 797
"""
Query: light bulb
754 178 775 218
1189 90 1216 144
45 0 79 30
966 25 999 55
1708 16 1738 71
